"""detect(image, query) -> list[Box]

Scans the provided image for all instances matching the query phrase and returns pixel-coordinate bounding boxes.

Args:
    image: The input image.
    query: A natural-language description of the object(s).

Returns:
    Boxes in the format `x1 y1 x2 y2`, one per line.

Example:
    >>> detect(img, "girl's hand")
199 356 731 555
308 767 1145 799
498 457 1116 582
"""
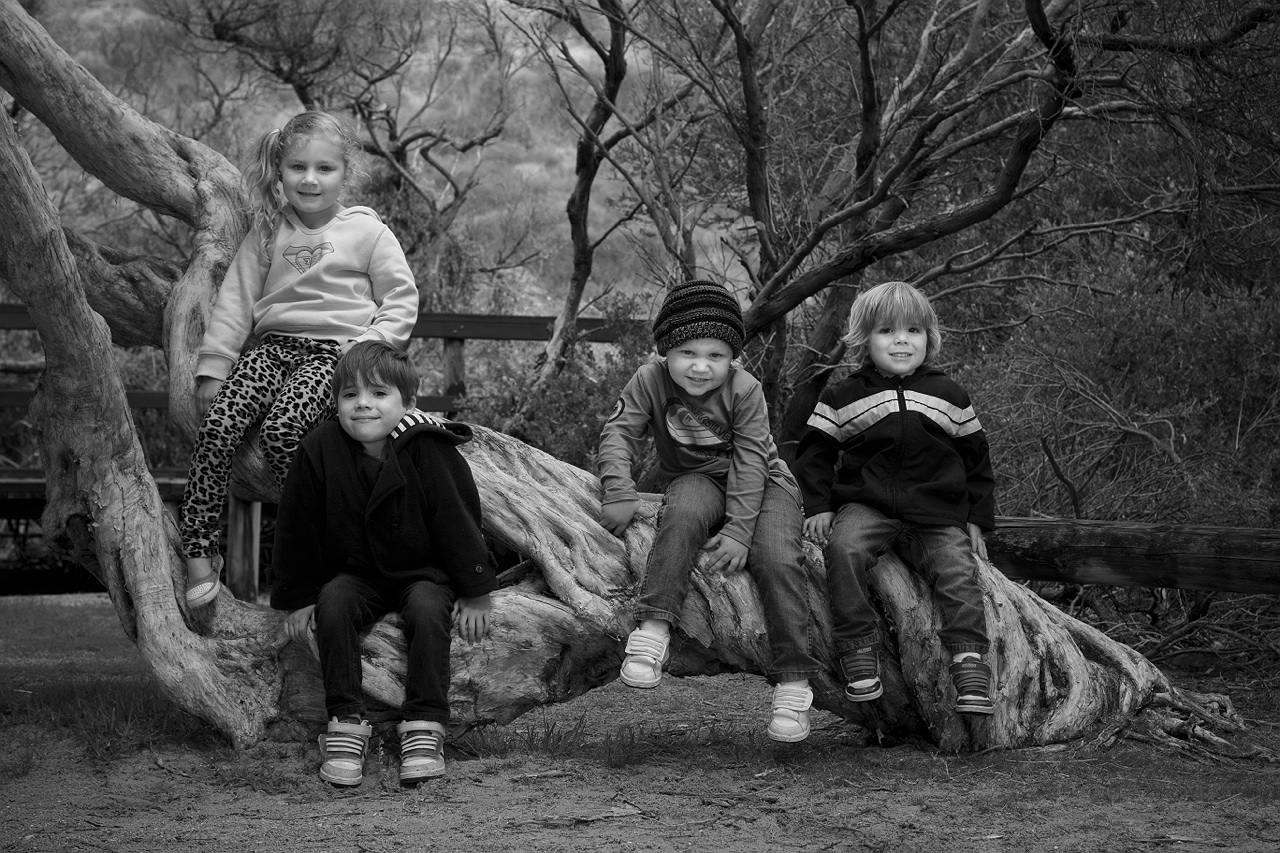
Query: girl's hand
702 533 749 574
196 378 224 416
454 594 492 643
968 523 988 562
803 512 836 545
283 605 315 643
601 500 639 537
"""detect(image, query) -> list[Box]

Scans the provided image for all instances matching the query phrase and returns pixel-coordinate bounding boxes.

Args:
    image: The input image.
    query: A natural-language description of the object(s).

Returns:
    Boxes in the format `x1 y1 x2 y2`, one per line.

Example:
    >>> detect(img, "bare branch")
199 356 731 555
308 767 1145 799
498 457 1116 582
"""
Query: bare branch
1078 4 1280 58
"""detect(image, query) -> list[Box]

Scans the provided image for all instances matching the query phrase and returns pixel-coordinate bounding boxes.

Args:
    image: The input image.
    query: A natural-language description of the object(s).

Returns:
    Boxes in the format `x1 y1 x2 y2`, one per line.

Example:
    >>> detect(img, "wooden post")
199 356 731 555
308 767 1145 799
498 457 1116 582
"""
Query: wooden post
225 494 261 601
441 337 466 418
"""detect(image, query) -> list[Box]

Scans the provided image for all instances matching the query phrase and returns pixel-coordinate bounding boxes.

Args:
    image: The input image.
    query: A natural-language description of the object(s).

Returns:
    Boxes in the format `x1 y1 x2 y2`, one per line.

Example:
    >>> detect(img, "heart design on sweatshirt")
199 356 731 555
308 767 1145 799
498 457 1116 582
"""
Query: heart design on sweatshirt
283 242 334 274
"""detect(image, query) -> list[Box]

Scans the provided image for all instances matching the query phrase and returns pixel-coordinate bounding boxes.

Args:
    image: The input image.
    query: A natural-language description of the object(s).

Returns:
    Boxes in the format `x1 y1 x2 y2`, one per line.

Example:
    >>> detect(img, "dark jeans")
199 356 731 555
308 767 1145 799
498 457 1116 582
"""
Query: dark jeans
825 502 989 657
636 473 819 682
314 573 455 724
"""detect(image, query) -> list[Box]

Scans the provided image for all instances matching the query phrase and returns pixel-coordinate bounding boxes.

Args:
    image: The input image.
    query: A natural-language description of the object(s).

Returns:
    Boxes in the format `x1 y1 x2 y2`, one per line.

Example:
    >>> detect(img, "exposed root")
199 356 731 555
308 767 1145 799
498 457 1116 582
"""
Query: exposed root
1093 686 1276 761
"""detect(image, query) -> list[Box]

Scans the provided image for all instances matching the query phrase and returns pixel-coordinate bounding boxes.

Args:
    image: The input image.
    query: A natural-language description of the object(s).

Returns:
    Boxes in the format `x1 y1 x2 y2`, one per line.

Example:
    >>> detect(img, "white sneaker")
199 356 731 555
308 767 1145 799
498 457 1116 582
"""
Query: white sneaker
318 718 372 786
767 685 813 743
397 720 446 784
619 628 670 688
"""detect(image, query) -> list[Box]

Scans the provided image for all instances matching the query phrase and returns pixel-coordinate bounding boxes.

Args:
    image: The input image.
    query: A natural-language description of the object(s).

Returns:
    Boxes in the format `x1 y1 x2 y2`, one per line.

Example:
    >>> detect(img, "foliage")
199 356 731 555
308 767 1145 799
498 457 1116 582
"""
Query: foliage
457 294 653 471
970 281 1280 527
1031 584 1280 688
510 0 1280 457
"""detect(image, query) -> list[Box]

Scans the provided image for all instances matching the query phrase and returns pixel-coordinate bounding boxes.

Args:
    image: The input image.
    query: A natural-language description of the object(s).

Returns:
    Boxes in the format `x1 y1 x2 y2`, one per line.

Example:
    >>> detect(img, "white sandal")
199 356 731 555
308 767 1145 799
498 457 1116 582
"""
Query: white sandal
619 628 670 688
184 556 223 608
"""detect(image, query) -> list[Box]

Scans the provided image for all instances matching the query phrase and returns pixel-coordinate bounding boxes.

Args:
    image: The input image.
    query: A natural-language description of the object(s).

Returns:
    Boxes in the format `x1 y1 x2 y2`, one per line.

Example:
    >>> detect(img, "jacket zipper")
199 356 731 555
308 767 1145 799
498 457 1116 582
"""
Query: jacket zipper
891 377 908 518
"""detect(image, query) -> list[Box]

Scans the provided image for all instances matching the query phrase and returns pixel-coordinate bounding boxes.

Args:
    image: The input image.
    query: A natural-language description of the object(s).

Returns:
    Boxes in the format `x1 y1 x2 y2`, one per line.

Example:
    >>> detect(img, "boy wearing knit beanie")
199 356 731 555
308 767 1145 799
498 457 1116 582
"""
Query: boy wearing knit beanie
598 279 819 743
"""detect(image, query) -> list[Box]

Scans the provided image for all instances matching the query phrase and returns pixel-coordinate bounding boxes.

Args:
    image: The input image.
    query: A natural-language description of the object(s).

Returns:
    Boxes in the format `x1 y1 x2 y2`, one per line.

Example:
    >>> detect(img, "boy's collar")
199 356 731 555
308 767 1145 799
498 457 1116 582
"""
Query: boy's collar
859 362 935 380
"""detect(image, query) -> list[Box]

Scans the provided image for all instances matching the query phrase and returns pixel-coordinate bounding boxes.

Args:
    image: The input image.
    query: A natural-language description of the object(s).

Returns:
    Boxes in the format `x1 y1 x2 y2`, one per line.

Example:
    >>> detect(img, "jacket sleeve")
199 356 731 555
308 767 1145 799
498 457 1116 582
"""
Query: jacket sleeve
269 444 328 611
957 422 997 532
355 226 418 350
196 230 270 381
790 391 843 517
596 368 653 506
420 440 496 599
719 378 772 548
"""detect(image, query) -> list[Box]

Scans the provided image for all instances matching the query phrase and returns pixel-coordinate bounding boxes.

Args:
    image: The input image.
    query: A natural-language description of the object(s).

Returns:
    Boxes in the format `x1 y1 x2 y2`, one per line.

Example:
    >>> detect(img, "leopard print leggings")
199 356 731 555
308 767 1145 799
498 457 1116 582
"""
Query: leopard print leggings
180 334 341 559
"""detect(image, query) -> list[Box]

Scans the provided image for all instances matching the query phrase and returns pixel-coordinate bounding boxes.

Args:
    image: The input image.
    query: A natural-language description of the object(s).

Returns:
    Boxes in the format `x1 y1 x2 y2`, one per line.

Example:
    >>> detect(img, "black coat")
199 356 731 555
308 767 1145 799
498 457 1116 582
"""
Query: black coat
270 412 496 611
791 364 996 531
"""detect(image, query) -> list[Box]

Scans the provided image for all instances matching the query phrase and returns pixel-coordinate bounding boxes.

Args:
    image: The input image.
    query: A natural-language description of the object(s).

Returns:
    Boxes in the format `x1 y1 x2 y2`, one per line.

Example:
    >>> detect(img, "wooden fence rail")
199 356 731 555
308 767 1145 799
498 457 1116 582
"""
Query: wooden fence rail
1 304 644 412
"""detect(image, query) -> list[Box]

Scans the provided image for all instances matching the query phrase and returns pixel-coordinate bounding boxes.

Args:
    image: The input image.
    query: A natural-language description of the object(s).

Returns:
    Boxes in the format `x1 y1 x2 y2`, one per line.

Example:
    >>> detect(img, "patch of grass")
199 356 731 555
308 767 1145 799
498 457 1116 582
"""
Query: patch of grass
603 719 775 766
4 675 222 765
212 742 313 794
457 712 593 759
1 593 146 684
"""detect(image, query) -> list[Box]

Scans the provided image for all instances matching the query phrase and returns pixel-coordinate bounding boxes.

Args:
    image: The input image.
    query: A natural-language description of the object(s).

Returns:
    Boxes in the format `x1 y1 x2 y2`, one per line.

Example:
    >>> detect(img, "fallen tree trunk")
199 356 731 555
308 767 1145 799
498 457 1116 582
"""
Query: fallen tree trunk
337 426 1247 754
987 518 1280 595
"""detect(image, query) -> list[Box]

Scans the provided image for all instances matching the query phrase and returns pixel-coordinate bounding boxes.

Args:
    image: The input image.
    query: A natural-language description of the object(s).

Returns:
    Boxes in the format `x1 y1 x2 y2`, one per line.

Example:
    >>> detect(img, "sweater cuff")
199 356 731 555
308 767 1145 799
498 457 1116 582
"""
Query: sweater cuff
719 526 753 550
196 354 235 382
600 482 639 506
353 327 390 346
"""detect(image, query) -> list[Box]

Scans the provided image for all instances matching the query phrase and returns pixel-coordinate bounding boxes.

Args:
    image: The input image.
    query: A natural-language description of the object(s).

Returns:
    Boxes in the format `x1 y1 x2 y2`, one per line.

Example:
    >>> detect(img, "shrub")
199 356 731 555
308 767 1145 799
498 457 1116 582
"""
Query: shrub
458 295 653 472
965 283 1280 526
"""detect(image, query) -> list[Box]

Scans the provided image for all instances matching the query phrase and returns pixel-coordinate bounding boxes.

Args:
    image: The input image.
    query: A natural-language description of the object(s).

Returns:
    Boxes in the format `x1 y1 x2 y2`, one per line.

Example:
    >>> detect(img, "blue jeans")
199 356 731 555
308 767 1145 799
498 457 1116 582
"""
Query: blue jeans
314 573 455 724
825 502 989 657
636 473 818 682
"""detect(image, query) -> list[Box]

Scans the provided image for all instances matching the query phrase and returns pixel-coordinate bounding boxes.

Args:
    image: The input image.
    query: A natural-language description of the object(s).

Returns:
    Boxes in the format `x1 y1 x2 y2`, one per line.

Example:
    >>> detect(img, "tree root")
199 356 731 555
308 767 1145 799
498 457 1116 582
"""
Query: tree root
1092 686 1276 761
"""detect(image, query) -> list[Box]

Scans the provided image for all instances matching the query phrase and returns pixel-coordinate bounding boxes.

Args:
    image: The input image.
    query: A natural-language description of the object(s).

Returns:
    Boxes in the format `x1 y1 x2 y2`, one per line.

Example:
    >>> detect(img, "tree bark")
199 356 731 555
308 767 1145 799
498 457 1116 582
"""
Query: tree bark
775 280 859 461
1 0 248 439
0 101 282 750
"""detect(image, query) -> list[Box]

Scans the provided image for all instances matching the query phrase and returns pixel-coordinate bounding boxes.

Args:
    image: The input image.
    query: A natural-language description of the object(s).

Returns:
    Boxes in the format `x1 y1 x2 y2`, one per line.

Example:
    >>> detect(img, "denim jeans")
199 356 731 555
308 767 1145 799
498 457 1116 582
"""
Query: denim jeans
314 573 455 724
825 502 989 656
637 473 819 682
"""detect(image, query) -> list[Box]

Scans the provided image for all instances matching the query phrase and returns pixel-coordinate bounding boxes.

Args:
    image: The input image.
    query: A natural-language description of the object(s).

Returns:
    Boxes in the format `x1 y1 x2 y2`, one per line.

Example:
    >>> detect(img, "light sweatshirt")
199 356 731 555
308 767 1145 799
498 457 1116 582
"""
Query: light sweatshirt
597 359 799 549
196 206 418 380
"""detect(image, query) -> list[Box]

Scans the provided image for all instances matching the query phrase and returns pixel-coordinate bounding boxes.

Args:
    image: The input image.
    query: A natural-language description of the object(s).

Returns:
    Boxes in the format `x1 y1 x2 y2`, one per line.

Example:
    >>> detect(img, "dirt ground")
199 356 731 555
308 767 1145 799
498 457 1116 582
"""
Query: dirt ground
3 594 1279 853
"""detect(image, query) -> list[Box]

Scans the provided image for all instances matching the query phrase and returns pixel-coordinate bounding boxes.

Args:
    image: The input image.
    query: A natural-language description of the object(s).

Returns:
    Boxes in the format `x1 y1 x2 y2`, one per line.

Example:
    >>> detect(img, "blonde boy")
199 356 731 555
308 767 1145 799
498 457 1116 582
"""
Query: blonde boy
792 281 997 714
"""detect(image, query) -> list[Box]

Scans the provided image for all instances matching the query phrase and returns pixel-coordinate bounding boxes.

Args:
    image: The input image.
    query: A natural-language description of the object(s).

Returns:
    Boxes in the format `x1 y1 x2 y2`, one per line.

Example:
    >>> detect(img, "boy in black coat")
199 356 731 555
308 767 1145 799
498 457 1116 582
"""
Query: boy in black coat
272 340 495 787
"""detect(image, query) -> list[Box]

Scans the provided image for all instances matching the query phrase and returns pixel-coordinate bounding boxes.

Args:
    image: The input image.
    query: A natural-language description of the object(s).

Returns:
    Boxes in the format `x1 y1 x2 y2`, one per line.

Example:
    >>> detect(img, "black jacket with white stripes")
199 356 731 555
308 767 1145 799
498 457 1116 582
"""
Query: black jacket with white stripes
791 364 996 532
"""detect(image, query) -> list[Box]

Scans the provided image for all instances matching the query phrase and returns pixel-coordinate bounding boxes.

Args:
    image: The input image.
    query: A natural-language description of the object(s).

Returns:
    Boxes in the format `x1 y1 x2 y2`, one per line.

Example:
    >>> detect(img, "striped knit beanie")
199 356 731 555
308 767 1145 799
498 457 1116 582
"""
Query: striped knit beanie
652 280 745 356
